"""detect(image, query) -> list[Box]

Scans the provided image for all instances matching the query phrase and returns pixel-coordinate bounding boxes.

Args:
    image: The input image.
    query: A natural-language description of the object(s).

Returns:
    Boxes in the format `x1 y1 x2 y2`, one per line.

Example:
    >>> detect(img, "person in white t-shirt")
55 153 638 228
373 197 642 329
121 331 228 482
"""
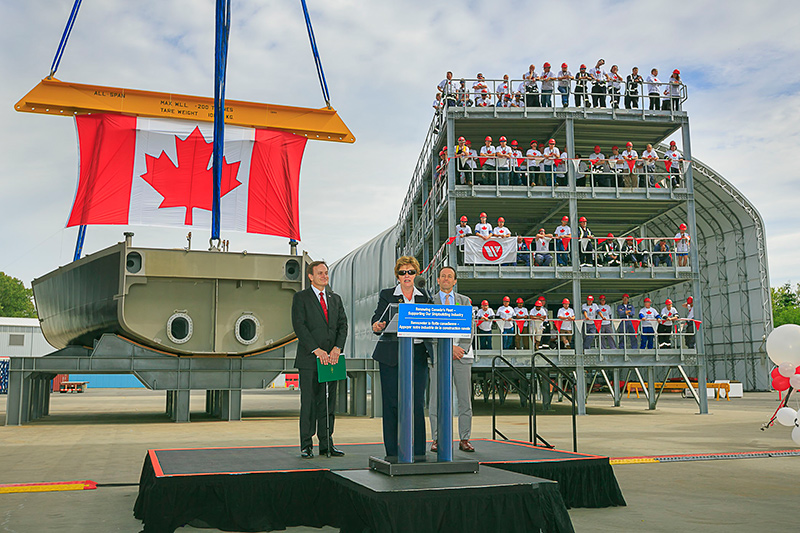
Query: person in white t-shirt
526 140 542 186
581 295 599 349
513 298 530 350
658 299 680 348
495 137 513 185
588 145 608 187
675 223 691 266
641 144 658 188
554 215 571 266
608 64 623 109
646 68 661 110
664 140 682 188
455 215 472 245
496 74 512 100
591 59 608 108
472 73 488 100
596 295 616 349
496 297 516 350
529 299 548 350
480 136 496 185
510 140 524 185
621 142 639 188
437 71 456 107
475 212 492 240
475 300 495 350
682 296 696 349
534 228 554 266
492 217 511 237
543 139 561 187
556 298 575 349
539 62 556 107
639 298 660 349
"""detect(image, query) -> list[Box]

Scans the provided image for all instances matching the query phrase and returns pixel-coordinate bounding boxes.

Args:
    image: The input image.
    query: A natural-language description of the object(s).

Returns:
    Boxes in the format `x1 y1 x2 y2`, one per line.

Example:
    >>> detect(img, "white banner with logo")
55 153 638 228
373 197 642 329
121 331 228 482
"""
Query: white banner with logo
464 236 517 264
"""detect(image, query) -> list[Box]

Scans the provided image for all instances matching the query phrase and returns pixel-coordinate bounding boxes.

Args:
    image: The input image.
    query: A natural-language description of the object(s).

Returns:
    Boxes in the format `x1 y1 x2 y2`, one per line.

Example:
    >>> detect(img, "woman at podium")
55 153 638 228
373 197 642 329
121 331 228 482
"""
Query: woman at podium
371 256 432 458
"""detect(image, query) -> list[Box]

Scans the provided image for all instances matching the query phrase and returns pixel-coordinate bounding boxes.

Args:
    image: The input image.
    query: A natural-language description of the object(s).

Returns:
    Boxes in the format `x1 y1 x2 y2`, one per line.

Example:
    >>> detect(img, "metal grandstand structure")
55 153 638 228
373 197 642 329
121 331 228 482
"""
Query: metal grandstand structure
329 85 772 417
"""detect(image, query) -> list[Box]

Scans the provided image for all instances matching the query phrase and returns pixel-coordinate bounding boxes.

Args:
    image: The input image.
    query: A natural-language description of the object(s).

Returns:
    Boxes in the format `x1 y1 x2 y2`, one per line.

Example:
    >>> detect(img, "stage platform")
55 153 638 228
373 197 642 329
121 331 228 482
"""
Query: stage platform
134 440 625 532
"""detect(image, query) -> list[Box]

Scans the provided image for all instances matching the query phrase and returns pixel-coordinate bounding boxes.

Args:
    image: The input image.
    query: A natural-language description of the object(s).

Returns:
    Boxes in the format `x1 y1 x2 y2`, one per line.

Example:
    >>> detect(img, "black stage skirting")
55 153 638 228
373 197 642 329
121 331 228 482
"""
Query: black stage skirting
134 440 624 532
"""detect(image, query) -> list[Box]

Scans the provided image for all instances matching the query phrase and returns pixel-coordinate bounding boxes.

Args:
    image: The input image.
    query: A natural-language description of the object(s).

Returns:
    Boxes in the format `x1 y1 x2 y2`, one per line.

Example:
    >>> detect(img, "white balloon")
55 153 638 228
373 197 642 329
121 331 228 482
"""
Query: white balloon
779 361 797 378
767 324 800 367
793 426 800 446
776 407 798 426
791 374 800 390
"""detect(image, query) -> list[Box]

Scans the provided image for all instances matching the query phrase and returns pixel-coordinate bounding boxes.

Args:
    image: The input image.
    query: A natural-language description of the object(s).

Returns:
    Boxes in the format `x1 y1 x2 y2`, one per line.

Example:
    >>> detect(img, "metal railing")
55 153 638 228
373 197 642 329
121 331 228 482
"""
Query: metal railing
438 77 687 117
473 317 698 357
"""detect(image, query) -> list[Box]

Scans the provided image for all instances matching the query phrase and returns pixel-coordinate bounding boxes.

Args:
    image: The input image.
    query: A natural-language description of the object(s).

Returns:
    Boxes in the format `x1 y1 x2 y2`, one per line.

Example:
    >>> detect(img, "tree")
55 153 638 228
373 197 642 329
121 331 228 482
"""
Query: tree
0 272 37 318
772 282 800 327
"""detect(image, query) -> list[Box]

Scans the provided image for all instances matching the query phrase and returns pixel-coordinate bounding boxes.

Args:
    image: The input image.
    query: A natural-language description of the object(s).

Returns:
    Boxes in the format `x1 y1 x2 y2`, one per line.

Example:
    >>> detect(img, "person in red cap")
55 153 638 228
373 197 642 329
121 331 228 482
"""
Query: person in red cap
581 295 599 349
475 212 492 240
578 216 596 267
526 140 543 186
663 69 682 111
493 216 511 237
497 296 516 350
659 298 680 348
510 140 524 185
575 64 592 107
543 139 560 187
529 299 548 350
646 68 661 110
682 296 696 349
617 294 637 349
514 298 530 350
540 62 556 107
557 298 575 348
621 142 639 189
455 215 472 265
454 136 471 185
479 135 496 185
625 66 643 109
554 215 571 266
590 58 608 108
495 136 513 185
476 300 495 350
675 223 690 266
557 63 573 107
603 233 621 266
589 145 609 187
523 64 540 107
664 140 682 188
596 295 617 349
639 297 660 349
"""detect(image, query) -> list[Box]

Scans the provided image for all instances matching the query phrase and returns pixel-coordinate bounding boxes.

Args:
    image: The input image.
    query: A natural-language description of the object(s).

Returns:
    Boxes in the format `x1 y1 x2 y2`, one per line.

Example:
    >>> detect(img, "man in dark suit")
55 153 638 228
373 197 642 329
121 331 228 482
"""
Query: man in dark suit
291 260 348 458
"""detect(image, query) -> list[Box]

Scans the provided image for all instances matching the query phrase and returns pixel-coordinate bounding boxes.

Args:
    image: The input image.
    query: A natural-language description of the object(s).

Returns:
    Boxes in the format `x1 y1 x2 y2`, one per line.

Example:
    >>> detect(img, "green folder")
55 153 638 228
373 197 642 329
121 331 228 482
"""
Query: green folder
317 355 346 383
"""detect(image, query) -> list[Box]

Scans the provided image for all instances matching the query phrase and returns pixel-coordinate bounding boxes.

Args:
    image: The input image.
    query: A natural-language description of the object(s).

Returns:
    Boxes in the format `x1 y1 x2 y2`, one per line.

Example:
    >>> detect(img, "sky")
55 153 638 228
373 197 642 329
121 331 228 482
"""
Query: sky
1 0 799 289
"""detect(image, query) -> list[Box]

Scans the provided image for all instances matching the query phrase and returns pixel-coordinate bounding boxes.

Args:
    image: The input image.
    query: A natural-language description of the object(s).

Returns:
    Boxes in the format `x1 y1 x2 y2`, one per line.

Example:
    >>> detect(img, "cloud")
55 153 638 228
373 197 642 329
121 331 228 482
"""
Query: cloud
1 0 798 290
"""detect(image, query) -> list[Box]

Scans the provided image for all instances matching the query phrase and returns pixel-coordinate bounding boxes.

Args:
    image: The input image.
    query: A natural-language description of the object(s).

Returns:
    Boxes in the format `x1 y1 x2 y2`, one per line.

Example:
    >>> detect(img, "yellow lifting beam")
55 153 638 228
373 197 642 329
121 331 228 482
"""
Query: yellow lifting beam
15 78 355 143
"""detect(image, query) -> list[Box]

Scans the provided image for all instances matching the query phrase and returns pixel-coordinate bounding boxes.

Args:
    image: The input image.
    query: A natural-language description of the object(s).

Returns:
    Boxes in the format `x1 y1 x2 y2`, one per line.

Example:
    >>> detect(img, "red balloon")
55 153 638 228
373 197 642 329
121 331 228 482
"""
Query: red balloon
771 367 781 378
772 375 791 392
795 366 800 375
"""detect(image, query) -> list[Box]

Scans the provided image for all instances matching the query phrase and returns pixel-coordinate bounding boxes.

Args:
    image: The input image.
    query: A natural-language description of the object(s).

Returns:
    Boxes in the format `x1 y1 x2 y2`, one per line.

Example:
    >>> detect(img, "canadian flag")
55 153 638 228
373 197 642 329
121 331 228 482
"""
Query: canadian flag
67 113 307 239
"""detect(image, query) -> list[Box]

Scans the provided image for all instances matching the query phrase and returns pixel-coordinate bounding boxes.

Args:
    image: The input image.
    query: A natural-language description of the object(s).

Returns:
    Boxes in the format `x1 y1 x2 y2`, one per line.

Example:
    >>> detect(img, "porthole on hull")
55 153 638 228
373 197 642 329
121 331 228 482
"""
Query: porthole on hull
235 314 260 345
167 312 193 344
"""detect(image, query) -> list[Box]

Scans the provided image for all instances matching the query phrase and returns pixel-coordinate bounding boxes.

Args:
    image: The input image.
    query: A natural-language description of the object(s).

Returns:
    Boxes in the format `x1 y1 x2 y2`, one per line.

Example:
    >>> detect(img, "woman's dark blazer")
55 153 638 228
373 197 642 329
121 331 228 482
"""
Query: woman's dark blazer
370 287 431 366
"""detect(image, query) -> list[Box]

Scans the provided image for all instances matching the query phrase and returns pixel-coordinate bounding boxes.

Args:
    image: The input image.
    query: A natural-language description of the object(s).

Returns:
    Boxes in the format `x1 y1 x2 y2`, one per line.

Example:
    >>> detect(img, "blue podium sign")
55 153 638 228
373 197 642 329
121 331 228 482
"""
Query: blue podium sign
396 303 472 339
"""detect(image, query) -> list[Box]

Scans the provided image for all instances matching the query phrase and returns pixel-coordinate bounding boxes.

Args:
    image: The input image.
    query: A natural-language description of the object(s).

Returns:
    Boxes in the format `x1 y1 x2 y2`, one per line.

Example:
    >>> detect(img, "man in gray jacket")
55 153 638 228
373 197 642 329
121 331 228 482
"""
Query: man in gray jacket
429 266 476 453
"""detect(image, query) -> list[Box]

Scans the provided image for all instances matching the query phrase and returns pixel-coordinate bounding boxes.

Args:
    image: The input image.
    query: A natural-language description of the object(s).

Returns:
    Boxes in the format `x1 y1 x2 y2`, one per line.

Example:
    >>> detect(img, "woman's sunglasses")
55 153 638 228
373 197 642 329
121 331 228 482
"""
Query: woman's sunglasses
398 270 417 276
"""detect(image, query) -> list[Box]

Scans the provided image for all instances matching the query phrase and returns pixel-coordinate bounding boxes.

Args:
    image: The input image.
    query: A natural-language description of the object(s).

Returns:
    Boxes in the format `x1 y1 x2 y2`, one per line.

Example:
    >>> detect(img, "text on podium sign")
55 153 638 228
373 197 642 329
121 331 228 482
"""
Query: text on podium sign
396 303 472 338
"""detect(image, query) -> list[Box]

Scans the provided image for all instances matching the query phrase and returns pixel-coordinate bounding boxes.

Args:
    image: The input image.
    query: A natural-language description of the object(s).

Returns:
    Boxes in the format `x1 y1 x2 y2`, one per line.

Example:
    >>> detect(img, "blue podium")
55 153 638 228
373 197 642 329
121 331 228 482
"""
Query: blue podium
369 303 479 476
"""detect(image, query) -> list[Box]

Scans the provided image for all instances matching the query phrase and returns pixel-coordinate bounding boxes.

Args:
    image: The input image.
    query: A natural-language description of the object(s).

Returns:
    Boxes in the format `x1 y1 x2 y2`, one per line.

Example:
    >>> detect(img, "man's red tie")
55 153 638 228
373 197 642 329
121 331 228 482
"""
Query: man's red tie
320 292 328 322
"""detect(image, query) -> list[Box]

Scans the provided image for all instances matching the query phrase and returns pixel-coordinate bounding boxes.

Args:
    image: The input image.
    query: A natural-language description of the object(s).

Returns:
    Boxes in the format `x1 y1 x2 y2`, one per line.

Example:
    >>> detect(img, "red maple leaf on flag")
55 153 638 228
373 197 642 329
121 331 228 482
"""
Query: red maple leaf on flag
140 127 241 225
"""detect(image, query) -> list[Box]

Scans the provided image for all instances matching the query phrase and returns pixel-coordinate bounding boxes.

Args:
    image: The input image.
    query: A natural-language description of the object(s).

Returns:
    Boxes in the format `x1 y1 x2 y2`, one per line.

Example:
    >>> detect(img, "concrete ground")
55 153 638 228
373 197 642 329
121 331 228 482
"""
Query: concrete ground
0 388 798 532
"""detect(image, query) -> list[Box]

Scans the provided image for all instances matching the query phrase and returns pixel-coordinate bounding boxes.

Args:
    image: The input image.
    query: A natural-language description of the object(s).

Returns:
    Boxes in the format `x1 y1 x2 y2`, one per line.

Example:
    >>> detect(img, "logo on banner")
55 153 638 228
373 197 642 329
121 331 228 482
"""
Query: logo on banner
482 240 503 261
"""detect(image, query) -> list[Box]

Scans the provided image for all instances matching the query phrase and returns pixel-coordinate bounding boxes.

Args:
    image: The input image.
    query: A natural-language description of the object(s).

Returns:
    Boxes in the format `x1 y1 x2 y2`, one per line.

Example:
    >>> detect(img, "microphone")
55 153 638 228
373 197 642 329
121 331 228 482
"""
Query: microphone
414 275 432 300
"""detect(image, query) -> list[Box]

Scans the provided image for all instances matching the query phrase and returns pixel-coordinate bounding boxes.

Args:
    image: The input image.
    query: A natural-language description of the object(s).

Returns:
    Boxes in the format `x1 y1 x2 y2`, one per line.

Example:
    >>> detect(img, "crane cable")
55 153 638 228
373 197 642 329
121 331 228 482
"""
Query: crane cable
49 0 83 78
300 0 331 109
